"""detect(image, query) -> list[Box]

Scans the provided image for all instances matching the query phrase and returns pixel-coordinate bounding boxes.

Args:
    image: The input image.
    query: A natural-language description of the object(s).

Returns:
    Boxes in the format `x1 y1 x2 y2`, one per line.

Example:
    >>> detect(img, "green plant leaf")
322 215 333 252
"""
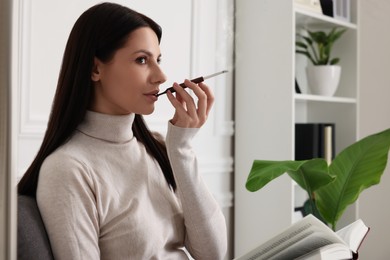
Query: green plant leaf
302 198 327 224
287 159 334 193
246 159 334 194
315 128 390 229
329 28 347 43
296 50 317 65
308 31 327 44
330 58 340 65
298 27 346 65
245 129 390 230
323 43 332 63
299 35 313 46
296 41 307 49
246 159 334 220
301 34 321 63
246 160 304 192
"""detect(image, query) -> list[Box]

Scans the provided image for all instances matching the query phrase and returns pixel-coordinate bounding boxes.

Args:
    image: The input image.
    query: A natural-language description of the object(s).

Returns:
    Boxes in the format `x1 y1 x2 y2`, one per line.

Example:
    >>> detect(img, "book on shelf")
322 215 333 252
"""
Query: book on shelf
294 0 322 14
295 123 335 164
234 214 370 260
320 0 351 22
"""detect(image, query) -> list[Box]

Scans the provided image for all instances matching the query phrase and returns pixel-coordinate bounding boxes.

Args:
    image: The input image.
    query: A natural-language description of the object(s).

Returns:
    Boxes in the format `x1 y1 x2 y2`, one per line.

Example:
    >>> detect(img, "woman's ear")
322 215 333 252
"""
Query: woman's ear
91 57 101 82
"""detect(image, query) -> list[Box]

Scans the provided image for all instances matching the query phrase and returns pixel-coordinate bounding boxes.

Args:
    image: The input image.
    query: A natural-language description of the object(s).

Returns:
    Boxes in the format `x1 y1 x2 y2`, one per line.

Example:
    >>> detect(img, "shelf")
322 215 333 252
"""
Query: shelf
294 7 357 30
235 1 359 254
294 94 357 104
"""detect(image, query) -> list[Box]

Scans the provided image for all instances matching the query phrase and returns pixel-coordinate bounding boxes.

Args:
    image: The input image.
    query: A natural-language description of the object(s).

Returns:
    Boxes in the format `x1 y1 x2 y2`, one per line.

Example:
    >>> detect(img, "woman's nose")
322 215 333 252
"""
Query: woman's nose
152 65 167 85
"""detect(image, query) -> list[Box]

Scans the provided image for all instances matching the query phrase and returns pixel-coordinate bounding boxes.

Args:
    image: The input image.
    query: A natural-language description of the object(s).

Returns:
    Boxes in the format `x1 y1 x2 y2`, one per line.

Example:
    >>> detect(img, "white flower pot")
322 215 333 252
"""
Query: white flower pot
306 65 341 96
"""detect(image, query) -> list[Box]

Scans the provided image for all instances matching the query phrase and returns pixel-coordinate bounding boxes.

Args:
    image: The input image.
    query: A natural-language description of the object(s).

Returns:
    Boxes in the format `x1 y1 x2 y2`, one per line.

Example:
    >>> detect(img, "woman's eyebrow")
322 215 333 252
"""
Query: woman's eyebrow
132 49 162 59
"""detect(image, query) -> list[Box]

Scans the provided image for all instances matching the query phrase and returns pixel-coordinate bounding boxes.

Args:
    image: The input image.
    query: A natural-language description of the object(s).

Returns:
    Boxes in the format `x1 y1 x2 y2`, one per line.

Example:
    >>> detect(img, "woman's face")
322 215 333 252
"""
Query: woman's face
90 27 167 115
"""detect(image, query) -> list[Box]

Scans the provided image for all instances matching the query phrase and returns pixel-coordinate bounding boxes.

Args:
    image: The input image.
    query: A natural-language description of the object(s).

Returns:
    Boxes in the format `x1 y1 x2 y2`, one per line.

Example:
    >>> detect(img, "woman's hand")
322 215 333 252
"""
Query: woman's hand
166 79 214 128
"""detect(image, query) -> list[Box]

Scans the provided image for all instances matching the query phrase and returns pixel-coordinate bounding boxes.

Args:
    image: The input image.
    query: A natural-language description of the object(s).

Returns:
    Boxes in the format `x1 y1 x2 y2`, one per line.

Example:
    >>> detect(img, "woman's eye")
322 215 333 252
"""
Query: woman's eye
136 56 147 64
157 58 162 64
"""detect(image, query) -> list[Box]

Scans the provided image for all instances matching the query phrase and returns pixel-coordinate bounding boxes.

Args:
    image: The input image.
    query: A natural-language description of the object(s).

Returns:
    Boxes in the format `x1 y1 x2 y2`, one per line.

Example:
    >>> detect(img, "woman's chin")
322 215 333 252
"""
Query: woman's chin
138 106 155 115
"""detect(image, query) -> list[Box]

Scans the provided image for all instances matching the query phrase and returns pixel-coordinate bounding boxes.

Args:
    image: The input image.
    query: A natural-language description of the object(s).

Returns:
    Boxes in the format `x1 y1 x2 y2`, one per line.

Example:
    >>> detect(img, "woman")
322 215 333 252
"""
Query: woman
18 2 227 259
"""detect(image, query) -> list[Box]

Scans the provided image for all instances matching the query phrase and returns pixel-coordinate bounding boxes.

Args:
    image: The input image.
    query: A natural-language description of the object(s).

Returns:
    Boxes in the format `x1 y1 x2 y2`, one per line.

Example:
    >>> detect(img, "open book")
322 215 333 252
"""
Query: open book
235 214 369 260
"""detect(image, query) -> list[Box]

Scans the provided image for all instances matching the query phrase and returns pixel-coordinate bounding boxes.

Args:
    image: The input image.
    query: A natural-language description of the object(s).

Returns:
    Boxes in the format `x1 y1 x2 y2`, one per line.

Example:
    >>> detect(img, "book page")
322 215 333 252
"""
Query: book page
294 243 352 260
336 219 369 252
235 215 346 260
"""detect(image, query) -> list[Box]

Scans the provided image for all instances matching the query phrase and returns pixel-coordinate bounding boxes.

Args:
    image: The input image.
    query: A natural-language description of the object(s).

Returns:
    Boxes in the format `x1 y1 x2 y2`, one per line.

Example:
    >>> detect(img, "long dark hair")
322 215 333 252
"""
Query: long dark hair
18 2 176 197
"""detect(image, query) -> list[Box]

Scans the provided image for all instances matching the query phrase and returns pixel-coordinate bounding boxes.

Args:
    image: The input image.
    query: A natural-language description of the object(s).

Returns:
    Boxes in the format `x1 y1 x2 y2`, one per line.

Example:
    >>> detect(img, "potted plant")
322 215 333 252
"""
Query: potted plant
246 128 390 230
296 27 346 96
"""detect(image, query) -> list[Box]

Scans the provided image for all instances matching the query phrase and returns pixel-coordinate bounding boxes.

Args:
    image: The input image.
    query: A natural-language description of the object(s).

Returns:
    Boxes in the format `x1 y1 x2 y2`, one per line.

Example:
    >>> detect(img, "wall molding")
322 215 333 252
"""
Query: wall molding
214 0 235 137
214 191 234 209
199 157 234 209
190 0 201 78
17 0 48 138
198 156 233 175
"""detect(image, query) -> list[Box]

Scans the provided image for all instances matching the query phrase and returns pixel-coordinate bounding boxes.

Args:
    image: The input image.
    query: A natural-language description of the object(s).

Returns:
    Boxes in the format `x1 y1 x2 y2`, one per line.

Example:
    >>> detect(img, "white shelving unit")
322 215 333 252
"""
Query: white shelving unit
294 94 357 104
234 1 358 257
295 7 357 29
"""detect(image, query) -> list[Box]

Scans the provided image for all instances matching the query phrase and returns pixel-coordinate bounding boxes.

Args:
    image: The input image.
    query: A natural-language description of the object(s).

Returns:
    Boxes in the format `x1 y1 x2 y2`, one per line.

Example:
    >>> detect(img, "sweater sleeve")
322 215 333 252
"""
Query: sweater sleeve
165 123 228 260
36 152 100 260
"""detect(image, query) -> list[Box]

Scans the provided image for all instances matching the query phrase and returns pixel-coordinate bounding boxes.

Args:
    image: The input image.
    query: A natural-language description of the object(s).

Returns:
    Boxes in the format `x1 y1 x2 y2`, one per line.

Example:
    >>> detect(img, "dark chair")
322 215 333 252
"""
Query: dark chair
17 195 54 260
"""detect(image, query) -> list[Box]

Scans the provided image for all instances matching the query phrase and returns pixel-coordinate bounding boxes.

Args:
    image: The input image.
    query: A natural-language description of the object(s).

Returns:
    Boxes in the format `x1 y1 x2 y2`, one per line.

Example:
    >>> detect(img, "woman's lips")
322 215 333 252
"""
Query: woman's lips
145 94 158 102
145 90 159 102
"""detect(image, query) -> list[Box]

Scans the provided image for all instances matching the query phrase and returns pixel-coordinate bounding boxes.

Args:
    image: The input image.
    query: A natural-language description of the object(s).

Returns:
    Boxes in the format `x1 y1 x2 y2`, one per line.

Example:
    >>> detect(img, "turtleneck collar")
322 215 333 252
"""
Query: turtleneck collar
77 111 135 143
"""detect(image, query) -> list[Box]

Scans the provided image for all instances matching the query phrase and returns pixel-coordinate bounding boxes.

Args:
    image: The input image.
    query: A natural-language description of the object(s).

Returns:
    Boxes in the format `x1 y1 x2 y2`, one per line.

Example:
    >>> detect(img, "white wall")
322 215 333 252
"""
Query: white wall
358 1 390 258
234 0 294 256
12 0 234 258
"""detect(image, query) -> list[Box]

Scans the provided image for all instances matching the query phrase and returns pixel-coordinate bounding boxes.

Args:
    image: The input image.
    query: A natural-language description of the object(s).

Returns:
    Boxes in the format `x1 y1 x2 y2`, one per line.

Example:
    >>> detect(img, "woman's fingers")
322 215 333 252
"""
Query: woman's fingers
184 80 214 124
183 80 207 123
166 85 185 125
197 82 214 117
174 81 198 117
165 79 214 128
166 84 195 127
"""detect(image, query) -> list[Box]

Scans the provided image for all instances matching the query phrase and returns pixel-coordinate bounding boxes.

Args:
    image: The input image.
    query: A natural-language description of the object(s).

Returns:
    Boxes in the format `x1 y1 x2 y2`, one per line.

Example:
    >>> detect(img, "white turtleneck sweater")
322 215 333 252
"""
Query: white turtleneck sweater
36 111 227 260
